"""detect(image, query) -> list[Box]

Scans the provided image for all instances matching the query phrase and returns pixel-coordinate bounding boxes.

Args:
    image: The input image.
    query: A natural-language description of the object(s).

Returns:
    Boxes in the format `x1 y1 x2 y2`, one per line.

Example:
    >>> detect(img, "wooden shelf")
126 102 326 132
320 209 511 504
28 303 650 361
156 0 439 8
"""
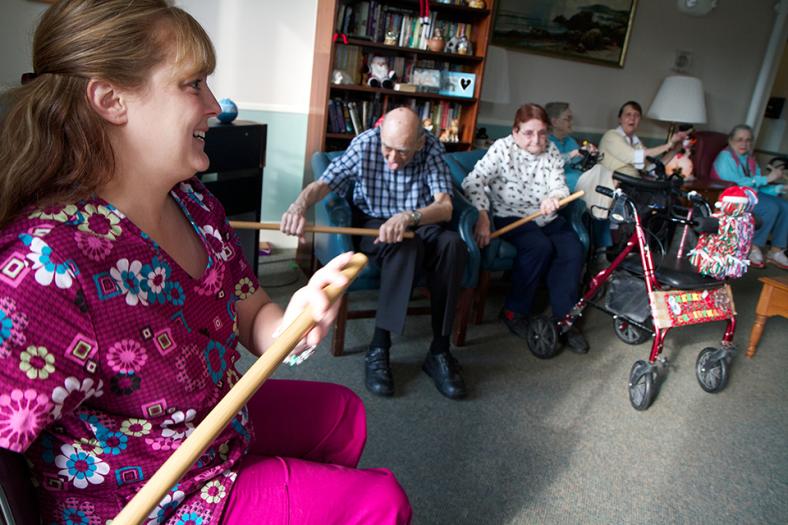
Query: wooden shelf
342 38 484 63
305 0 495 161
330 83 477 103
382 0 491 21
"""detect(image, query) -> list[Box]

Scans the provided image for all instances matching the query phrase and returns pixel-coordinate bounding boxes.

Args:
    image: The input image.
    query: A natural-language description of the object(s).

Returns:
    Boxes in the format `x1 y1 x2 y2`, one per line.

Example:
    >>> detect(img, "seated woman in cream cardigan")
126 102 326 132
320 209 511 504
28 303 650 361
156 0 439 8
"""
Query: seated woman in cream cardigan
599 100 688 177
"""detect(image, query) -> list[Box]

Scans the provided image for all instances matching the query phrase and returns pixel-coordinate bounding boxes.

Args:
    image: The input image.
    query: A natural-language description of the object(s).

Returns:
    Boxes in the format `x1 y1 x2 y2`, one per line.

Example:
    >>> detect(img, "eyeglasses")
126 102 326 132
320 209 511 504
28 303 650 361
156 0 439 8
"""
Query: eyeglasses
381 142 420 157
516 129 548 139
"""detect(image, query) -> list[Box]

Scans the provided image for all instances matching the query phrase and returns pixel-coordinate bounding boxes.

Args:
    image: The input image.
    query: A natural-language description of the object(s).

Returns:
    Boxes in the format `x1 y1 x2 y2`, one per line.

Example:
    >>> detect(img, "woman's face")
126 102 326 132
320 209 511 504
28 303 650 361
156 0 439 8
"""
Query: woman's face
618 104 641 136
121 51 220 183
513 118 548 155
729 129 753 155
551 108 573 136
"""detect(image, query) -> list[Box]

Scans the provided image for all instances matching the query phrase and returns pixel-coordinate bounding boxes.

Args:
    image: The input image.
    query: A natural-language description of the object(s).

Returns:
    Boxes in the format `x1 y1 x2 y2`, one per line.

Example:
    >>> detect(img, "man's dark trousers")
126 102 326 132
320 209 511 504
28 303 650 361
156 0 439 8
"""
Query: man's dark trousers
356 216 467 336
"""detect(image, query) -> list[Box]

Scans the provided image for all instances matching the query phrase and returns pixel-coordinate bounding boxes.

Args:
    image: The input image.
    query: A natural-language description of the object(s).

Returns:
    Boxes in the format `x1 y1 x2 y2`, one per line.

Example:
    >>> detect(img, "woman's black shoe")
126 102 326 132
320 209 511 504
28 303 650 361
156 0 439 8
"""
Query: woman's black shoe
500 309 529 339
563 326 589 354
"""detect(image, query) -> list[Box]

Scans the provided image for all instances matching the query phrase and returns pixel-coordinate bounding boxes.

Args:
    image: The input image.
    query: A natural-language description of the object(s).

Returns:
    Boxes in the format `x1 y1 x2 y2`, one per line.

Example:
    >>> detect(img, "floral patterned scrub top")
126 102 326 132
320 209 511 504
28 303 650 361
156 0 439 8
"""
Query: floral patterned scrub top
0 177 259 525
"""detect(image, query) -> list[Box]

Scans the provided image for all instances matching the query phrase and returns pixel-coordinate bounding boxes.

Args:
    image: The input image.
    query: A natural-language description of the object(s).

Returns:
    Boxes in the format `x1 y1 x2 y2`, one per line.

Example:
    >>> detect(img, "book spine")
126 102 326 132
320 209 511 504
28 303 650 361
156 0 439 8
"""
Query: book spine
348 101 362 136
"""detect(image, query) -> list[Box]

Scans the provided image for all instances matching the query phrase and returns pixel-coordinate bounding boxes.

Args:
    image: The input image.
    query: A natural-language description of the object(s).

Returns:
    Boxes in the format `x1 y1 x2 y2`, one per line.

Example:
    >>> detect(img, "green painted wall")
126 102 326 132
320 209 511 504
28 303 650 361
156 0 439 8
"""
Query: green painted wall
237 109 308 222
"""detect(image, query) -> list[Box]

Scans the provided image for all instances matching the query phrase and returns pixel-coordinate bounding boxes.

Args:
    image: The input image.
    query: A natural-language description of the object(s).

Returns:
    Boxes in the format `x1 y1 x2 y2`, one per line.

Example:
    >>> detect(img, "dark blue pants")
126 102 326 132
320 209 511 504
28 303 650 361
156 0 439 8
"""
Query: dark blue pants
494 215 584 319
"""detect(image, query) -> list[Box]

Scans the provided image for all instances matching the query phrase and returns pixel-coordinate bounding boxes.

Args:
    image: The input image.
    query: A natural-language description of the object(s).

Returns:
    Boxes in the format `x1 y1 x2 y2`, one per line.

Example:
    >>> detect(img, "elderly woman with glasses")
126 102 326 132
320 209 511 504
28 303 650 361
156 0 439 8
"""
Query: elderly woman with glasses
545 102 597 191
713 124 787 269
462 103 587 353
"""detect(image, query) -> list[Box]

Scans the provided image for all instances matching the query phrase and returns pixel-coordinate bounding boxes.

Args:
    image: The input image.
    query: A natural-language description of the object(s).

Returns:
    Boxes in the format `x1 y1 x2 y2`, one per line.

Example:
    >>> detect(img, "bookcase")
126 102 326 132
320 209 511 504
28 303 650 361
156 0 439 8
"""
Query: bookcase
305 0 496 157
298 0 495 274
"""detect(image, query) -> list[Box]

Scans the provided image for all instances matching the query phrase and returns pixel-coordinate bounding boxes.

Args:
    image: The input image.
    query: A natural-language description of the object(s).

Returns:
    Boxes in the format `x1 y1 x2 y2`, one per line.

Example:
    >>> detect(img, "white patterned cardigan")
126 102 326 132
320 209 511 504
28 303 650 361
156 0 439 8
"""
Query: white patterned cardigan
461 135 570 226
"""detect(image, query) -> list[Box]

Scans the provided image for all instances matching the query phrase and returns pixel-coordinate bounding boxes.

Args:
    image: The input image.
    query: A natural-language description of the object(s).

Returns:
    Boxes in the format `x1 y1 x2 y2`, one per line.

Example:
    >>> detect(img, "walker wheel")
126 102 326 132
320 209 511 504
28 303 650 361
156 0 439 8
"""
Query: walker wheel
628 360 658 411
526 315 560 359
614 318 651 345
696 347 729 393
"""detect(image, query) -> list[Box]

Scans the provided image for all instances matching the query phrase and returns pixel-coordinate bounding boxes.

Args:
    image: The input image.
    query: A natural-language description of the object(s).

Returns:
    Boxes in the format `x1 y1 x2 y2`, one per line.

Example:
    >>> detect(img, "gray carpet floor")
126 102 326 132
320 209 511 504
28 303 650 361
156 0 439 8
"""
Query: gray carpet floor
242 251 788 524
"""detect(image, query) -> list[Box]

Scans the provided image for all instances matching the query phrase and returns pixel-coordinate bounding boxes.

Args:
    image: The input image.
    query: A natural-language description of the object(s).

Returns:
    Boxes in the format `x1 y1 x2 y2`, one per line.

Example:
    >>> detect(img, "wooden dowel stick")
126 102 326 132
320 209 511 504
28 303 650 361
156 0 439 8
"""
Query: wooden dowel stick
113 253 369 525
230 221 415 239
490 191 585 239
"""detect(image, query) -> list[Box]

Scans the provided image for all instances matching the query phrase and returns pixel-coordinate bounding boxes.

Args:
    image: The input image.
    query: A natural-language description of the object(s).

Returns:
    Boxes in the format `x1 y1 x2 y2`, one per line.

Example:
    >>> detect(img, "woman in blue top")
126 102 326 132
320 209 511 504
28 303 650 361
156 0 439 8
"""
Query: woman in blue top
546 102 610 256
713 124 787 269
546 102 597 191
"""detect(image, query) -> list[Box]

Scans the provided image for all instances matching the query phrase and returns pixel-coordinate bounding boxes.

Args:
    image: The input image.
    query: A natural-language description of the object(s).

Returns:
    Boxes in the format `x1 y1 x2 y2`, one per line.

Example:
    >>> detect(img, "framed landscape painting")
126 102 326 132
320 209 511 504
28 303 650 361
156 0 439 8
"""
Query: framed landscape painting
492 0 638 67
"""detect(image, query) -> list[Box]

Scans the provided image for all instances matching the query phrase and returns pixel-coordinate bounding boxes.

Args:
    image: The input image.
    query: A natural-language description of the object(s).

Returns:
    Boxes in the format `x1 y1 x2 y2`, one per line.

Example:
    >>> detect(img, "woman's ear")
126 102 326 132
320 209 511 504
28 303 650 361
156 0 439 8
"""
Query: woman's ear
86 79 128 125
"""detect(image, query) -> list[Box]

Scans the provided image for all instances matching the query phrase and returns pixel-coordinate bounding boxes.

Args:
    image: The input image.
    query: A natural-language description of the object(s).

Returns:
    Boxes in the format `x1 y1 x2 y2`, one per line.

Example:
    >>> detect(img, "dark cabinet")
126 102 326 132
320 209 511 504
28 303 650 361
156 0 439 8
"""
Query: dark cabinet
198 120 267 271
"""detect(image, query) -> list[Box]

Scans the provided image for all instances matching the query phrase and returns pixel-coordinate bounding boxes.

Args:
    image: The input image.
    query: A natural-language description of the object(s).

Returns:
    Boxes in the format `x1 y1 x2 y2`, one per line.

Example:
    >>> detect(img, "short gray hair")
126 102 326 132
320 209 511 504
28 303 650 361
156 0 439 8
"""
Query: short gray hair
728 124 753 140
545 102 570 122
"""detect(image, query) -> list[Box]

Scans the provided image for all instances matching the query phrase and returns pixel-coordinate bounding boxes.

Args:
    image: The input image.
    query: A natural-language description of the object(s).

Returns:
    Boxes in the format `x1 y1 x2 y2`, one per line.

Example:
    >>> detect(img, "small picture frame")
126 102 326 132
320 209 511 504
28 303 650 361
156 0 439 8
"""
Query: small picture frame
412 68 442 91
439 71 476 98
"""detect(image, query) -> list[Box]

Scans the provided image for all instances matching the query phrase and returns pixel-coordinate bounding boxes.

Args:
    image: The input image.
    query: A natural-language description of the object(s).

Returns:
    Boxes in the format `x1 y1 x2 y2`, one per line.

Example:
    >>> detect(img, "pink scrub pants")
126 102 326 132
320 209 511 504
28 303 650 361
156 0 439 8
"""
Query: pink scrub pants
221 380 412 524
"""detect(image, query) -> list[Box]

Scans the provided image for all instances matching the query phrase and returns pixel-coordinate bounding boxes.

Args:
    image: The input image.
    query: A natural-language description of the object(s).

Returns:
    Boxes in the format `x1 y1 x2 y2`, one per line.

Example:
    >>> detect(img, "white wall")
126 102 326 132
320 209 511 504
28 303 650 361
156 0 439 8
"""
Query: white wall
0 0 319 114
179 0 318 114
480 0 777 138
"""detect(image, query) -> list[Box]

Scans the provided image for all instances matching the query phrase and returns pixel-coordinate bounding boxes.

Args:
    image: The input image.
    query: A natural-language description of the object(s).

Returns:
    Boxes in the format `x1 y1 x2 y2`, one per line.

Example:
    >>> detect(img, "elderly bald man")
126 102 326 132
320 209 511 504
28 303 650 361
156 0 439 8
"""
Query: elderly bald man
281 107 467 399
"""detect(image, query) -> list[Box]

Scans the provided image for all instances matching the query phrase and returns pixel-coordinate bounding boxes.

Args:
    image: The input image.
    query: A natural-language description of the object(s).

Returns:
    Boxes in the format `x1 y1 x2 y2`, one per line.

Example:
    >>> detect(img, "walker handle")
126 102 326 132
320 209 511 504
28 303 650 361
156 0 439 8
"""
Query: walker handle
595 185 614 197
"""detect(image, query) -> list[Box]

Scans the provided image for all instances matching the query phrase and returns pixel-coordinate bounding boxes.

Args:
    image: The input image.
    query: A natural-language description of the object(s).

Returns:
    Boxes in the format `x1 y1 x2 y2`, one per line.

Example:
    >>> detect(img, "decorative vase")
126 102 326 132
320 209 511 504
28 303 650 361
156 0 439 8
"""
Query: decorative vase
428 36 445 52
217 98 238 124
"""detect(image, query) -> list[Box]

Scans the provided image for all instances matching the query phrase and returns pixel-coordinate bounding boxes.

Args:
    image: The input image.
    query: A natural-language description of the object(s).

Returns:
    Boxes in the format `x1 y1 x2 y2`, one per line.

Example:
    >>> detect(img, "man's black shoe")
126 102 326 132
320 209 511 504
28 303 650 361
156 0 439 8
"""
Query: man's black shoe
422 351 467 400
563 326 589 354
365 346 394 396
499 309 529 339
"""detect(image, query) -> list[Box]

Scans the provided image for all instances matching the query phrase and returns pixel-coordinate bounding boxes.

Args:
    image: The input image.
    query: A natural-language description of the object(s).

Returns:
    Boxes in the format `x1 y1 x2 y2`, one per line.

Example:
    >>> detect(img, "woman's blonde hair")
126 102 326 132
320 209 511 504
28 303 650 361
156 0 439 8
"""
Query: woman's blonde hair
0 0 215 227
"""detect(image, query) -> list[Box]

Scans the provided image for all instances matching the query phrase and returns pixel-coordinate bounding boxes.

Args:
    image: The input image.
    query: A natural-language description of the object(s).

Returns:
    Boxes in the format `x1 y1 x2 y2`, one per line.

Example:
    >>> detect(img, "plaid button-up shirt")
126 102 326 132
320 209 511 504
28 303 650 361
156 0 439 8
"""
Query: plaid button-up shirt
320 127 453 218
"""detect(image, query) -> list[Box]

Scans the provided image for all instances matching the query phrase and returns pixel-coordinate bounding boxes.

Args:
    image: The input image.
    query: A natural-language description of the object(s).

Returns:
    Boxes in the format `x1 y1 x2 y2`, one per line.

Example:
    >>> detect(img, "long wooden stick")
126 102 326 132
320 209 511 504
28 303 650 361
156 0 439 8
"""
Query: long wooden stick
113 253 369 525
230 220 415 239
490 191 585 239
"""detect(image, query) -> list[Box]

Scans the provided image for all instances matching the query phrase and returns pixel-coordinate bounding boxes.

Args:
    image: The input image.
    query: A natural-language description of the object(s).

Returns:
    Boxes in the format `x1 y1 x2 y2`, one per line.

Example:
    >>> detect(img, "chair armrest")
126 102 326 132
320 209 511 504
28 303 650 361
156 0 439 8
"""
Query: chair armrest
559 199 590 254
449 191 480 289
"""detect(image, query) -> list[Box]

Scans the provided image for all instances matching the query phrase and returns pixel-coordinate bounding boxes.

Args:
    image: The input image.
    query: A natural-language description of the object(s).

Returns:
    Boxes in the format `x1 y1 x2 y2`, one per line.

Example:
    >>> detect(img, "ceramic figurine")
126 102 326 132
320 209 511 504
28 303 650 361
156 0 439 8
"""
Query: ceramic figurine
384 31 397 46
456 35 472 55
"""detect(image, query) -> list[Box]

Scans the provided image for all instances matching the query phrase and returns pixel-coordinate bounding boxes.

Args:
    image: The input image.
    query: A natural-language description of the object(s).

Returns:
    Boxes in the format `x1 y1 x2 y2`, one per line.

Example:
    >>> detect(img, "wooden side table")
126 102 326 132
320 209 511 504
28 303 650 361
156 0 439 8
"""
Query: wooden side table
746 275 788 358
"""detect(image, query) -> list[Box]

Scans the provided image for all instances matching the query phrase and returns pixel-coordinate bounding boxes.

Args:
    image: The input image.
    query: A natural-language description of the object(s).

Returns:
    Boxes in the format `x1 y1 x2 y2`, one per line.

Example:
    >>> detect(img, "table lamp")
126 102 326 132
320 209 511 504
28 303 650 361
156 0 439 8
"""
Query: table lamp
647 75 707 140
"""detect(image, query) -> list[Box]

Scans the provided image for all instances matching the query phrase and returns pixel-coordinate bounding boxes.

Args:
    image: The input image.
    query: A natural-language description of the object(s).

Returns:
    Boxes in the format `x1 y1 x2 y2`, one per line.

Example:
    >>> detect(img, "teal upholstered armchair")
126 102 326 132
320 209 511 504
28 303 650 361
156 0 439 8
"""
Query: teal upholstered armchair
444 148 590 323
311 151 480 354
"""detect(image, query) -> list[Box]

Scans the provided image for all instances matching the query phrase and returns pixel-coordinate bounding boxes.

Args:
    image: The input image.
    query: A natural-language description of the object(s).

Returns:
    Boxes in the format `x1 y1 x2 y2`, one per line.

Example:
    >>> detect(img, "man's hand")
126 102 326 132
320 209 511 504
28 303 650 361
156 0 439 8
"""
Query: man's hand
474 211 491 249
375 212 412 244
540 197 560 216
281 202 307 237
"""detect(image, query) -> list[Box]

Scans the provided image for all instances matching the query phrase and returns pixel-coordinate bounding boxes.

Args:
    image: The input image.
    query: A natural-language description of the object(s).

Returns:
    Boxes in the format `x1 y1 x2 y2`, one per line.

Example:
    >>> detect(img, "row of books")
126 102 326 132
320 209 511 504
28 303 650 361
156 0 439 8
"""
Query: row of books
327 96 463 138
336 1 473 50
328 98 385 135
334 45 364 84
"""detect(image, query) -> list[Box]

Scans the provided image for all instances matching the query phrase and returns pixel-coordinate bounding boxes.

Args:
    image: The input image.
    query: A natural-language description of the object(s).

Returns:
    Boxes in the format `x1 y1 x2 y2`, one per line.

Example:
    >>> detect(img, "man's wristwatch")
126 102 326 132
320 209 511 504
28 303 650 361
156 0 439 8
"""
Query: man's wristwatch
408 210 422 227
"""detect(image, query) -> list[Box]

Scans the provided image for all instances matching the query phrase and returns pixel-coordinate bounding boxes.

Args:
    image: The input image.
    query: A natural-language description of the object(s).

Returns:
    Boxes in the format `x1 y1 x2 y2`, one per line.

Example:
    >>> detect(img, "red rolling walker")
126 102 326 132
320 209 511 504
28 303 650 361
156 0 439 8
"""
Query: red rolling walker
528 172 738 410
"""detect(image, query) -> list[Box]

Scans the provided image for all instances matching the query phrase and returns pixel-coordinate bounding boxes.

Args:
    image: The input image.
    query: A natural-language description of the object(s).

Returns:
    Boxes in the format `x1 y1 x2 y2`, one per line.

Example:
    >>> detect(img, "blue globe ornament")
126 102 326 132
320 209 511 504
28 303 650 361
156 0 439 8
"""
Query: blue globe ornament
217 98 238 123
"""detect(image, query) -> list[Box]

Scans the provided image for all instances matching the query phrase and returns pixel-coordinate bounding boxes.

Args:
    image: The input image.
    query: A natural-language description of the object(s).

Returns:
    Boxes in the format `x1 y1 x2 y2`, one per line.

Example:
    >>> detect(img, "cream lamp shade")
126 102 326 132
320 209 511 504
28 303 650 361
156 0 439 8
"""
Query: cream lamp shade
647 75 707 124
